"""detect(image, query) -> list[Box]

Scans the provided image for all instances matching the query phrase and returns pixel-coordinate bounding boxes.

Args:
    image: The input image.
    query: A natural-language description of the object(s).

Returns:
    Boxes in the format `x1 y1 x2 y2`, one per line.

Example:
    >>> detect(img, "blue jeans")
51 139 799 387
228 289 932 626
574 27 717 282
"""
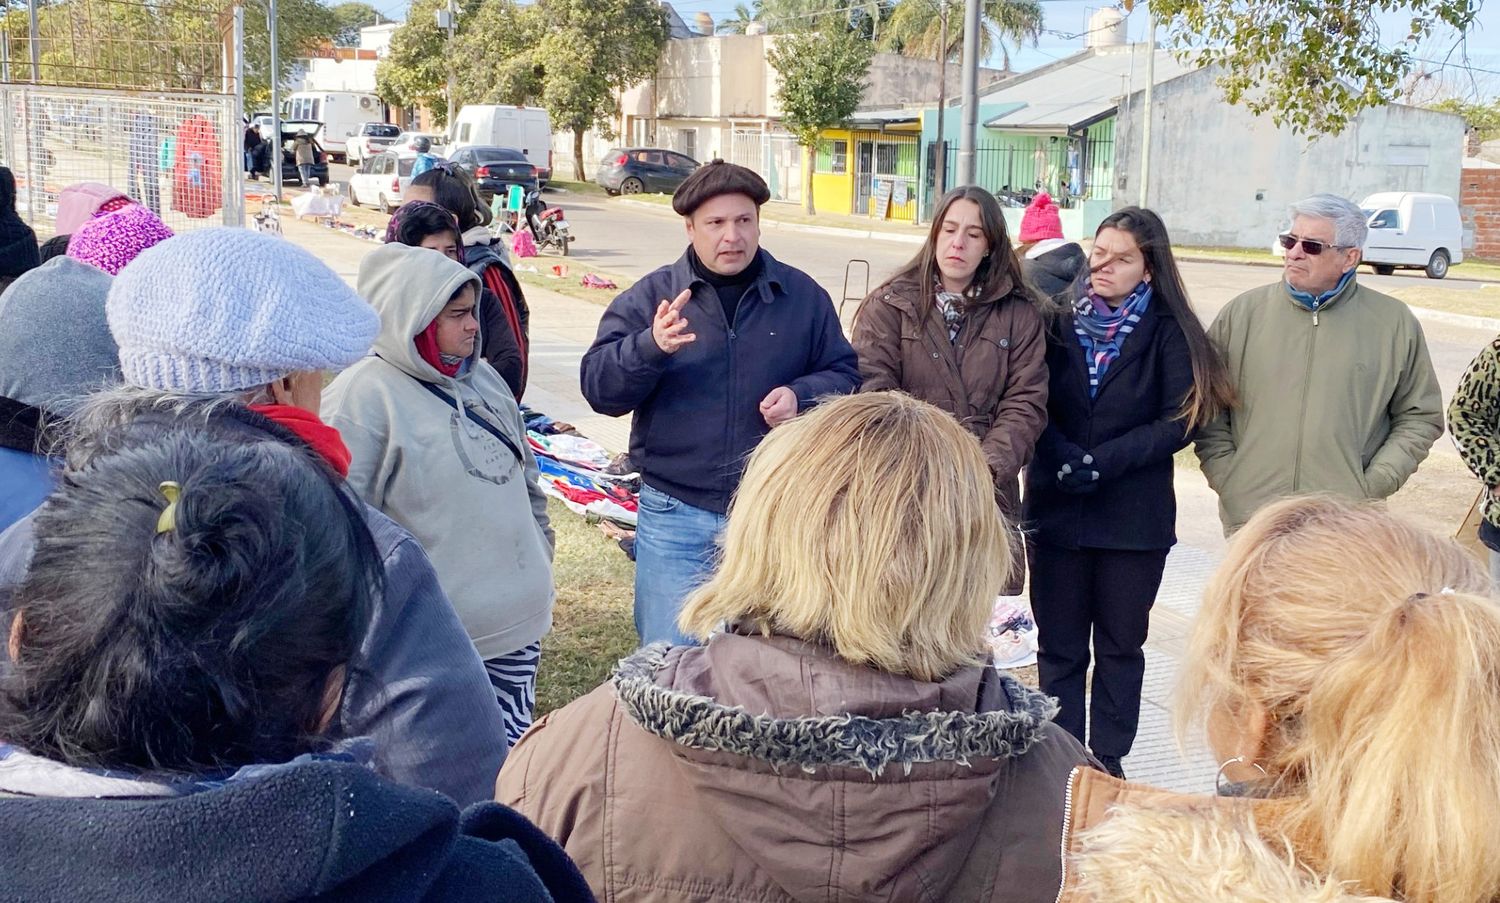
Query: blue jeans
633 484 726 646
298 163 314 186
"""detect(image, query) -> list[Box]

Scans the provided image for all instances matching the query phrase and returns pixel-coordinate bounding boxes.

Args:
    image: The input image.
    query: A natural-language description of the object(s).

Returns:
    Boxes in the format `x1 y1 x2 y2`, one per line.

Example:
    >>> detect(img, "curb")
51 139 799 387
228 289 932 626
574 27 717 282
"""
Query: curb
1406 304 1500 334
614 198 925 246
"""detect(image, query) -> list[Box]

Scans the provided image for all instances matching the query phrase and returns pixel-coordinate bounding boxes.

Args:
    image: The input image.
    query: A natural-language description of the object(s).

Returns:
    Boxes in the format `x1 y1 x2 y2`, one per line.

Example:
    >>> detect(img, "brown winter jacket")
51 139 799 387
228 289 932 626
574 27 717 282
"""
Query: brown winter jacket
852 274 1048 589
497 632 1093 903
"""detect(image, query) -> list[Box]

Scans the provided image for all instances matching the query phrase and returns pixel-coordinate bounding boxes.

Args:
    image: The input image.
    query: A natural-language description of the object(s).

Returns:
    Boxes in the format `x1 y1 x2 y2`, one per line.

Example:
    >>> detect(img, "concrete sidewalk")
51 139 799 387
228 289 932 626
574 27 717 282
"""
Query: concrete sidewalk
283 213 1224 793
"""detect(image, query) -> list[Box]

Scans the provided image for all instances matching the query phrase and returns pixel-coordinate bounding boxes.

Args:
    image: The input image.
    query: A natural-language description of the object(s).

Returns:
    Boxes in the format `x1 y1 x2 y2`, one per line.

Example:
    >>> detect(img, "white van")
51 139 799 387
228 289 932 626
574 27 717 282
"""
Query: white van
282 91 385 163
1359 192 1464 279
451 105 553 184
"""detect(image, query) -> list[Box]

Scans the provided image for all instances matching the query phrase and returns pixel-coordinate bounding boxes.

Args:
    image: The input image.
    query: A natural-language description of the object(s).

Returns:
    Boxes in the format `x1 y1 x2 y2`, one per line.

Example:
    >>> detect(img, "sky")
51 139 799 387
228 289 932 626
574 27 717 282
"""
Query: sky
362 0 1500 99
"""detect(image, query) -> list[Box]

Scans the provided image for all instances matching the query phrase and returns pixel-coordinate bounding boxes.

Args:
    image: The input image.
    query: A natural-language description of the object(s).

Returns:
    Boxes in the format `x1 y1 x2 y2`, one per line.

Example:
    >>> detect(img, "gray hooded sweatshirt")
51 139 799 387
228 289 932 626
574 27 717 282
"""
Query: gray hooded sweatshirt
324 243 554 660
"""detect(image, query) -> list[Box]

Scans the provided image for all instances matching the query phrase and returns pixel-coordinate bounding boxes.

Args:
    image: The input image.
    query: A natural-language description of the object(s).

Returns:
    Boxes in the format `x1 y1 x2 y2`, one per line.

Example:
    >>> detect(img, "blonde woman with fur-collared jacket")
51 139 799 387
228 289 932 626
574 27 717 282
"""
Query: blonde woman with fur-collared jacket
1057 495 1500 903
498 393 1093 903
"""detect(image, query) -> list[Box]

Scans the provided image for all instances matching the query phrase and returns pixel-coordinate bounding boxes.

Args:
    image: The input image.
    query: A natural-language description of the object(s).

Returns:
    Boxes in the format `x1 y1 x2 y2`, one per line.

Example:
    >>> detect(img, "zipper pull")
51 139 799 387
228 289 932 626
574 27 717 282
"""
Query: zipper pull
728 329 737 340
1313 308 1319 327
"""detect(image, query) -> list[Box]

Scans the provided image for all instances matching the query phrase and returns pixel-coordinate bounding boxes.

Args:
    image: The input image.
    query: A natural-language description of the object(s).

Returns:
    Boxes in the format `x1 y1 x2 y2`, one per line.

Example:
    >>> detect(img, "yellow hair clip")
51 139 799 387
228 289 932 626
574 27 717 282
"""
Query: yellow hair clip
155 481 182 535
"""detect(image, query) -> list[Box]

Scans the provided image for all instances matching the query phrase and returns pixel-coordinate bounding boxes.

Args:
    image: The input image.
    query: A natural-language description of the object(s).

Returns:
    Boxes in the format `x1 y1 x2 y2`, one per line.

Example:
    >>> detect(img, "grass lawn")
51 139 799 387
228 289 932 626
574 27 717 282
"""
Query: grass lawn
1388 285 1500 320
547 179 608 198
535 498 638 716
514 265 634 307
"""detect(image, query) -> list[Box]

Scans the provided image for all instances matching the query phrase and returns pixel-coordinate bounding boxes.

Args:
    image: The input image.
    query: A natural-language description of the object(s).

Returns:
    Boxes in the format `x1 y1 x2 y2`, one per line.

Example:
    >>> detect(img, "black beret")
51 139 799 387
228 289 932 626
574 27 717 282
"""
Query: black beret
671 160 771 216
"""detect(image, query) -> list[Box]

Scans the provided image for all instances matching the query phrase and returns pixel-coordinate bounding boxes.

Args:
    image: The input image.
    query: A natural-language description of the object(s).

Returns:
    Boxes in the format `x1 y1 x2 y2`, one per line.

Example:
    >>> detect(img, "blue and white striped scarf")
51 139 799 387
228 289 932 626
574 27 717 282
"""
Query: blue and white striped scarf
1073 281 1152 397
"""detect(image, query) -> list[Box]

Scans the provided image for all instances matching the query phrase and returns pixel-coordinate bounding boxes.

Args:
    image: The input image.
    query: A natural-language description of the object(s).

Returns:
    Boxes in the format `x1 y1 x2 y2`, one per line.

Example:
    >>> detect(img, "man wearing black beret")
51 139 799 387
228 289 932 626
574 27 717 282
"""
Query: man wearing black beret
581 161 861 645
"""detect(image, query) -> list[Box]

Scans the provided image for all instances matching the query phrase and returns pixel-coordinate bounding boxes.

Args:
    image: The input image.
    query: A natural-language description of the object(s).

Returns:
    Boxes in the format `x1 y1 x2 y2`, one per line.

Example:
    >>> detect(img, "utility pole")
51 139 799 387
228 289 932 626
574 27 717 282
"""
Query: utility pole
232 5 245 225
438 0 457 135
933 0 948 202
270 0 283 202
956 0 978 185
1139 3 1155 208
27 0 39 82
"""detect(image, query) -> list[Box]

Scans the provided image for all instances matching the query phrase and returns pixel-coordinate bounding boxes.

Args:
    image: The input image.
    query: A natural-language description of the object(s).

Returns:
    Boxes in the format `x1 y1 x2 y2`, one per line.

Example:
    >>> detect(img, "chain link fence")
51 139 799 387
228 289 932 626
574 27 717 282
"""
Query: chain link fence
1 85 243 235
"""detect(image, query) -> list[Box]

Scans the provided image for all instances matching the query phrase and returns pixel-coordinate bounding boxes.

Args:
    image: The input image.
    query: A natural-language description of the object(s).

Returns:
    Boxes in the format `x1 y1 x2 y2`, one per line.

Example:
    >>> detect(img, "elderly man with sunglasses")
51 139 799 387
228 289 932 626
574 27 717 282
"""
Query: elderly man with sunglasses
1194 193 1442 534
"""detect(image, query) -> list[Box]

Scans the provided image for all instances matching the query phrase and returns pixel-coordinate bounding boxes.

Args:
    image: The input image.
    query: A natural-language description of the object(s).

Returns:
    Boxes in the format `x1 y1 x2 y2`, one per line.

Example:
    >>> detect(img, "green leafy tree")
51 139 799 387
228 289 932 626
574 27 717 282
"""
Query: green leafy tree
718 1 765 33
241 0 339 107
767 25 874 213
376 0 466 127
452 0 545 107
1152 0 1481 135
331 1 383 47
1429 96 1500 140
879 0 1041 69
533 0 669 180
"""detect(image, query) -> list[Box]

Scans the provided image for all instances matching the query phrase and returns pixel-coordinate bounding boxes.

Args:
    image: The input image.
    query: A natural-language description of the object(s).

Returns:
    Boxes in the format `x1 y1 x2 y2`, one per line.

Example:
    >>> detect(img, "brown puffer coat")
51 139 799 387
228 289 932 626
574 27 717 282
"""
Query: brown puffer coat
497 632 1092 903
852 274 1048 592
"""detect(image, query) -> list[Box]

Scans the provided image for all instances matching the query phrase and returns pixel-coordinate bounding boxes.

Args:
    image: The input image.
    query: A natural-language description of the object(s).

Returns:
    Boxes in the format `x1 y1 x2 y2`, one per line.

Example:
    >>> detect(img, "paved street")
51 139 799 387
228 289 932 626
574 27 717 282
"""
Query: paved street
281 192 1496 792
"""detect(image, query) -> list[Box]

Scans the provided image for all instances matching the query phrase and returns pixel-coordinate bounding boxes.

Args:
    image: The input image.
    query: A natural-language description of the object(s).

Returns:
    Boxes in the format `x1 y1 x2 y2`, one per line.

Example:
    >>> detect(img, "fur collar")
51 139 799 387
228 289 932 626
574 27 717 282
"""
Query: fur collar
612 643 1058 778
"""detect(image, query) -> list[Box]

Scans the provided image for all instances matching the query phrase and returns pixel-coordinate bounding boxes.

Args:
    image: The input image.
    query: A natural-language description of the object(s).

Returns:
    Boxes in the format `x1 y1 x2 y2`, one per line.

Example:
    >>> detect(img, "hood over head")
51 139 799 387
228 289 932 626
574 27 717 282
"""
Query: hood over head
55 182 130 235
0 256 119 414
357 242 482 382
613 635 1059 900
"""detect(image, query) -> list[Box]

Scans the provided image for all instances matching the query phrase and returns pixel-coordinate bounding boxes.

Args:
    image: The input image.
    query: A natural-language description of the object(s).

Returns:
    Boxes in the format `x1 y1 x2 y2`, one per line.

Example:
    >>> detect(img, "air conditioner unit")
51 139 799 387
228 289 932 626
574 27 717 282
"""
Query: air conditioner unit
360 97 373 109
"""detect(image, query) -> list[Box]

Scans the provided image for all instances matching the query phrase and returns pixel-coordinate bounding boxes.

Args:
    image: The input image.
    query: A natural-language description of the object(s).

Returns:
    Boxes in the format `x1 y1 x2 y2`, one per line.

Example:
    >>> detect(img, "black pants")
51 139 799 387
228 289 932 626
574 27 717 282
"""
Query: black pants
1027 541 1168 758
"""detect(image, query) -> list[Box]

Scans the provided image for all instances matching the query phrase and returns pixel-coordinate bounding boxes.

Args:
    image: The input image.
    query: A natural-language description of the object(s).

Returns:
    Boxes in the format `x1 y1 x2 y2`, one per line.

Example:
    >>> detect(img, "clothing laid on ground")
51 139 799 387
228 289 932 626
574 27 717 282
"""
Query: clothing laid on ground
1195 276 1443 533
0 404 510 808
580 248 861 516
852 271 1048 594
485 642 542 748
324 245 555 665
1023 299 1196 762
1448 334 1500 552
0 744 592 902
498 631 1094 902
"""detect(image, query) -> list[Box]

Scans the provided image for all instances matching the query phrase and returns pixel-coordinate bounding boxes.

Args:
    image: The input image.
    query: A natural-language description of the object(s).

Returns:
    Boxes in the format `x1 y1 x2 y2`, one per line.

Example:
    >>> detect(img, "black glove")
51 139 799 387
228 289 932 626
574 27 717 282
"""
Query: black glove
1057 454 1101 495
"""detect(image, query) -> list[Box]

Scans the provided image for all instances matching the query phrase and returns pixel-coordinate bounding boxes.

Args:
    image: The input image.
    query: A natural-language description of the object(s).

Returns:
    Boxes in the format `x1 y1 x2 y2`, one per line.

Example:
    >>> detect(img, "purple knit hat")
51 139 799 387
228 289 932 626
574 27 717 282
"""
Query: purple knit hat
67 203 174 276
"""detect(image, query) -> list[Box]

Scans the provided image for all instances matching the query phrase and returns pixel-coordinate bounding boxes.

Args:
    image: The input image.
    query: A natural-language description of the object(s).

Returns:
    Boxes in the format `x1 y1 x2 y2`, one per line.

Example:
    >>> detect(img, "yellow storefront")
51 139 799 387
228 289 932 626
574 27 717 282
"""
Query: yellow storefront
810 116 922 223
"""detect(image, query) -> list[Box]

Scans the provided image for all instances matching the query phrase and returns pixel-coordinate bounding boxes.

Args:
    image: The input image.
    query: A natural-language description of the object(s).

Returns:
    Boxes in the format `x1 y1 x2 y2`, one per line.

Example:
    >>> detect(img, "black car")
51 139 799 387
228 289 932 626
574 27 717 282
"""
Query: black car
279 121 330 187
595 147 699 195
448 146 540 202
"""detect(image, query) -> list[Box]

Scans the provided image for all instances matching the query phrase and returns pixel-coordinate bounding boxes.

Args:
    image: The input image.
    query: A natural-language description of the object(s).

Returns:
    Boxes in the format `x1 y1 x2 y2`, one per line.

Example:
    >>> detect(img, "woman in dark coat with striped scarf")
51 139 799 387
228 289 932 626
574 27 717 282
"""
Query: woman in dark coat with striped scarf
1022 207 1234 780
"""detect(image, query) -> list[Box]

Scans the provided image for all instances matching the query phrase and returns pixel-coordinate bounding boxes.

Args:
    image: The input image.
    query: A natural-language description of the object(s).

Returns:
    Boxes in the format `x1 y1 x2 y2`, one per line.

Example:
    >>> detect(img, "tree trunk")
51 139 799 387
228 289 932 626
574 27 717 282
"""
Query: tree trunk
803 144 815 216
573 128 586 182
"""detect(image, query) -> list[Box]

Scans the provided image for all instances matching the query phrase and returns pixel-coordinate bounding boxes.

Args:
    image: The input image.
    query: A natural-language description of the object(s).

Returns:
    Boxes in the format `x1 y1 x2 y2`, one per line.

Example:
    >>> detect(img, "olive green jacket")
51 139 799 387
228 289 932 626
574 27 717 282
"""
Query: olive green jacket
1195 278 1443 533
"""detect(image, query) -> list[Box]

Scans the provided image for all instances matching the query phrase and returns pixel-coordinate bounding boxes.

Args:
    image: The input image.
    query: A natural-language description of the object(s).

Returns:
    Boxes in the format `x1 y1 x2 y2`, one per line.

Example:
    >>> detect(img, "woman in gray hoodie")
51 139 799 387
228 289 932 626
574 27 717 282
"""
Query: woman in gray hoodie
324 243 555 746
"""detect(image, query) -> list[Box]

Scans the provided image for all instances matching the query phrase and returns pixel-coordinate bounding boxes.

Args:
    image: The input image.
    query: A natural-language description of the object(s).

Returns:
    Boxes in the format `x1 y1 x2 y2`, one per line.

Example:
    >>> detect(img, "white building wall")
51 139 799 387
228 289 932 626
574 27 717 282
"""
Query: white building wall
1115 67 1464 247
298 58 379 93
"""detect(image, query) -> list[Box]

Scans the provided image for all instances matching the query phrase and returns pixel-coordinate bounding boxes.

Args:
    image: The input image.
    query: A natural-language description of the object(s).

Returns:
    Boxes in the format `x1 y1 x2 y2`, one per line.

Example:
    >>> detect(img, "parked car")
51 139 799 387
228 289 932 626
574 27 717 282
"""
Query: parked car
596 147 699 195
348 151 416 213
451 105 552 186
391 131 449 157
346 122 401 166
279 121 329 187
1360 192 1464 279
448 146 540 202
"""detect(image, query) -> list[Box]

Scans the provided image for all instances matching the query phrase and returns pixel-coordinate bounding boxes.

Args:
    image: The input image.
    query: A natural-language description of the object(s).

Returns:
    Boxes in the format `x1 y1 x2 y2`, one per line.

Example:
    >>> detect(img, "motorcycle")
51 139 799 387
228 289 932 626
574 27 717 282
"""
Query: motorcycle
522 189 573 256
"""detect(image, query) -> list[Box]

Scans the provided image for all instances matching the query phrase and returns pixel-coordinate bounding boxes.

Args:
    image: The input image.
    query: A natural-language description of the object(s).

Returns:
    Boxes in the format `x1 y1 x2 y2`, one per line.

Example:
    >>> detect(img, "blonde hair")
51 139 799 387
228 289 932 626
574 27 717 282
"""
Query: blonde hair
677 392 1012 682
1176 495 1500 903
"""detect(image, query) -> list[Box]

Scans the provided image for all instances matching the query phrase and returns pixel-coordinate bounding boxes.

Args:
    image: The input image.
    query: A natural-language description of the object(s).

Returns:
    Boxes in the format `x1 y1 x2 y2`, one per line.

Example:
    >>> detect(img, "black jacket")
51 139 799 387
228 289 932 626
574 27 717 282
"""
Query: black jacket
1022 305 1195 551
580 249 861 514
1020 242 1086 308
0 758 594 902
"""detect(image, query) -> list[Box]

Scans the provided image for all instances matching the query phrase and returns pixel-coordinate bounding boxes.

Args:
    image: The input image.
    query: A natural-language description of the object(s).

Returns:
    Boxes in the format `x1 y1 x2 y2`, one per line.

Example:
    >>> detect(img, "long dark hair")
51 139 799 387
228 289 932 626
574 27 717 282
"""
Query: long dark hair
388 200 461 248
1094 206 1235 430
410 165 490 231
891 186 1029 307
2 429 382 774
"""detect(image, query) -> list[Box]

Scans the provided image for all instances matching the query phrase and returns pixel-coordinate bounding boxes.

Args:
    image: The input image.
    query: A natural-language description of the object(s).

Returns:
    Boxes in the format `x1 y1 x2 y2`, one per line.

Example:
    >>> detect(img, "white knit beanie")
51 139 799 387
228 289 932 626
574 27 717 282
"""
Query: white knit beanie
107 228 379 393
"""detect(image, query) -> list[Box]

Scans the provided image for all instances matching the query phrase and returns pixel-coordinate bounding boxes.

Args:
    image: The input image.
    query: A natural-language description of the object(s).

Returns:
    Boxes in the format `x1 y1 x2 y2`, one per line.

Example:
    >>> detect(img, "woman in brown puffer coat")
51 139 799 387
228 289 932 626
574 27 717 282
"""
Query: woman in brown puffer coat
851 185 1048 593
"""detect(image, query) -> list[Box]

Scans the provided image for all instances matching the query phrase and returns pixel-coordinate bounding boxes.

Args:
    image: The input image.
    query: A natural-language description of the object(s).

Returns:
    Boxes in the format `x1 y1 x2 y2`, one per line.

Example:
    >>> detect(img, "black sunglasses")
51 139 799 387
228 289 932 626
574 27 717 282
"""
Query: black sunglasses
1278 233 1349 256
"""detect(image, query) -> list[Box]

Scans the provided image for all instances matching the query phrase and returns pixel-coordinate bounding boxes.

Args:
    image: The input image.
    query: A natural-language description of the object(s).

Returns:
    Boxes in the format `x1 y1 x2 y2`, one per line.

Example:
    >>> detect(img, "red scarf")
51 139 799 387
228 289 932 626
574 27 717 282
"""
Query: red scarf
413 321 461 377
248 404 353 478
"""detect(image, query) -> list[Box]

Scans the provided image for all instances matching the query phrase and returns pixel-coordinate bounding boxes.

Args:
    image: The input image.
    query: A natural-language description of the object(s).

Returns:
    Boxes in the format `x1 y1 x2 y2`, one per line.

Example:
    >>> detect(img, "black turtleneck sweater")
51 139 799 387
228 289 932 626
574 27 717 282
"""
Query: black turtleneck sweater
688 247 764 326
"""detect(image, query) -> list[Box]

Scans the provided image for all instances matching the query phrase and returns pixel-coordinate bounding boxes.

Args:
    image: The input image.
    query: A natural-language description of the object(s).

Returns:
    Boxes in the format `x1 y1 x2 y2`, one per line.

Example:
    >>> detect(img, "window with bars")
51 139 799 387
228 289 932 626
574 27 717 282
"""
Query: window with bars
816 139 849 174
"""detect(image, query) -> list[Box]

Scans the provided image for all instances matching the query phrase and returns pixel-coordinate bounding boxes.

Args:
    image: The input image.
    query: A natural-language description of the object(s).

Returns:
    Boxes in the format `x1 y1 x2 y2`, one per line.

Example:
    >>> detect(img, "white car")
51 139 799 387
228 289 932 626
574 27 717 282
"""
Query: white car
345 122 401 167
348 151 416 214
391 131 449 157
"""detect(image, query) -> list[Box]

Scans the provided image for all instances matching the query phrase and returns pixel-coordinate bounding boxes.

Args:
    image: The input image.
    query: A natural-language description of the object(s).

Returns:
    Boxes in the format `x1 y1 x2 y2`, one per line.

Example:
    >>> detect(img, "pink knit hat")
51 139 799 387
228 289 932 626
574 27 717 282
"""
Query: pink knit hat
55 182 130 235
1019 192 1063 243
67 203 174 276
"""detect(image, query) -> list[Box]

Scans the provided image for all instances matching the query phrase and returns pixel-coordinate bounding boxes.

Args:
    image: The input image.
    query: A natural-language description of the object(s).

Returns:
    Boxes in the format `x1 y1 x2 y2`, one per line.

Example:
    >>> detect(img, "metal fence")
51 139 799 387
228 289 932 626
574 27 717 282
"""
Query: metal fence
728 128 803 204
0 85 243 234
941 135 1115 209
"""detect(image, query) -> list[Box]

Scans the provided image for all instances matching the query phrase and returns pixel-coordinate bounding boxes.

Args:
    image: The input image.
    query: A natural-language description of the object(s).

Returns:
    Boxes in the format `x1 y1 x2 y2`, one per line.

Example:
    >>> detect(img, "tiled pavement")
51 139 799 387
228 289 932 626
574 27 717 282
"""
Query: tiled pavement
290 215 1227 794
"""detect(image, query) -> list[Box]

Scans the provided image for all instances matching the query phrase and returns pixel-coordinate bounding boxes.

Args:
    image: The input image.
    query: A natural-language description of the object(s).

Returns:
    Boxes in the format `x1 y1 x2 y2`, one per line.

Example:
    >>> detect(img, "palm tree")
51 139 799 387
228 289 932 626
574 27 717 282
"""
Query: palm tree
880 0 1042 70
717 0 765 33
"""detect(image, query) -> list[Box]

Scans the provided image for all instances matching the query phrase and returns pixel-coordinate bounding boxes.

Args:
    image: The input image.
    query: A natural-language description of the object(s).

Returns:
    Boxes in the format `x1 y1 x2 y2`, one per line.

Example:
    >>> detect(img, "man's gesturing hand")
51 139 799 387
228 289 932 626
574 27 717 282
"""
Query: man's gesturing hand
652 289 697 354
760 386 798 428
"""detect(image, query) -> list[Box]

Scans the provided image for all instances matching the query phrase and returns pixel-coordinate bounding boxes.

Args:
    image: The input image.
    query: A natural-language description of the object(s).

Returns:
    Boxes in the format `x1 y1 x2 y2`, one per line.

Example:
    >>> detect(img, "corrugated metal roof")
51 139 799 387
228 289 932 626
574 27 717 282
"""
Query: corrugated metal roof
848 109 921 125
981 47 1197 131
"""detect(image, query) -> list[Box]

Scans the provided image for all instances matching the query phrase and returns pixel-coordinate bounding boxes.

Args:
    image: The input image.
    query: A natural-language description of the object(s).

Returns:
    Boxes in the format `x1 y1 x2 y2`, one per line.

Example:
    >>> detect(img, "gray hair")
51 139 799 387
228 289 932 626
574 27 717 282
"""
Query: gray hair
1287 194 1367 250
47 384 274 466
